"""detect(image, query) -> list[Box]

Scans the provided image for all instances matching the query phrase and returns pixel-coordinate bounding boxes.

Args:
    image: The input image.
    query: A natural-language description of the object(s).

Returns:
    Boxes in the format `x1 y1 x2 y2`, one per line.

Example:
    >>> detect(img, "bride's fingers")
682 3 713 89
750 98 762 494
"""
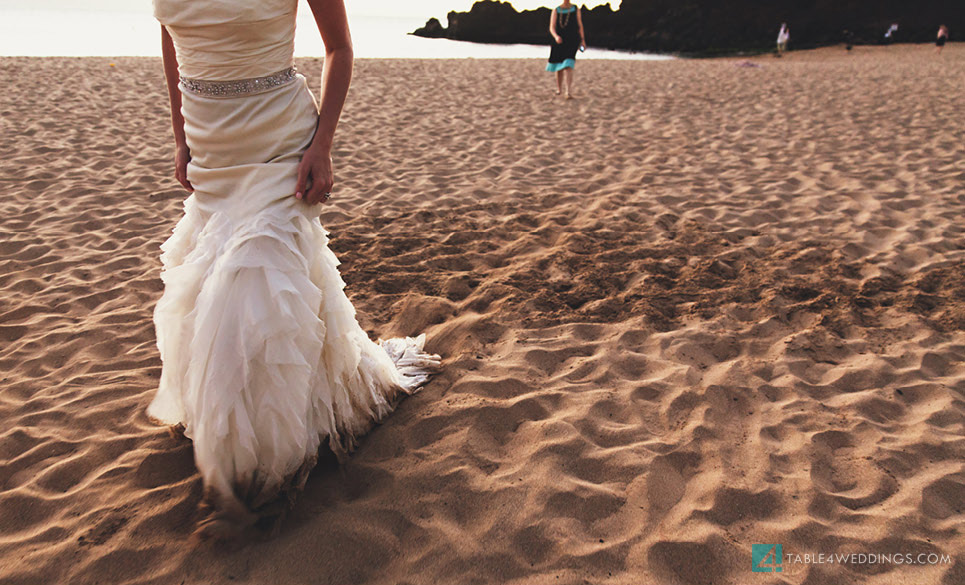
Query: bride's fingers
294 160 311 200
307 183 328 205
175 148 193 192
175 169 193 192
307 179 333 205
305 163 334 204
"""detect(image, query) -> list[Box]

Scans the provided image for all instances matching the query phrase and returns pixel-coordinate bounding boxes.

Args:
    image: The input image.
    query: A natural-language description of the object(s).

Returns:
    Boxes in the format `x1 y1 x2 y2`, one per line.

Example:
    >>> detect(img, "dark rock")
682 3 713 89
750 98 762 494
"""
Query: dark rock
412 17 446 38
412 0 964 56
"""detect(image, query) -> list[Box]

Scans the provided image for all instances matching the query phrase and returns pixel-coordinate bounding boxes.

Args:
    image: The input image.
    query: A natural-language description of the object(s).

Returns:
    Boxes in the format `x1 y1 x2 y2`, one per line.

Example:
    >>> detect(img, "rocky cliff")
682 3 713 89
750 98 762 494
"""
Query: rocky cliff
413 0 961 55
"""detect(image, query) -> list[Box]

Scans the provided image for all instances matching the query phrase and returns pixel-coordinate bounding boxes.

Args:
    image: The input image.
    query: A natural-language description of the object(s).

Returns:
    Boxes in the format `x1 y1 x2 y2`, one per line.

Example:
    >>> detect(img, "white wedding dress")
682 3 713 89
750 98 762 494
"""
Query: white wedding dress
150 0 440 515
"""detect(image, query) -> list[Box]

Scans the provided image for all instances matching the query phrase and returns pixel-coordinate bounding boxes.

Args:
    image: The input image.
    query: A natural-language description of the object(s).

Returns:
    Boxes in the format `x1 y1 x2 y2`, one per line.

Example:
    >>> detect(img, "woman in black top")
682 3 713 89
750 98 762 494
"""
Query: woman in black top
546 1 586 99
936 25 949 54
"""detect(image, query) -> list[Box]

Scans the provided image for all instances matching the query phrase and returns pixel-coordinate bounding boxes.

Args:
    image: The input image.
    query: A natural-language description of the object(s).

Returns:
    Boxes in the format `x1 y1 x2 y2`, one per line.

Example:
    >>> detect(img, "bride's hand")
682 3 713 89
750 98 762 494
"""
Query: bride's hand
295 144 334 205
175 144 193 192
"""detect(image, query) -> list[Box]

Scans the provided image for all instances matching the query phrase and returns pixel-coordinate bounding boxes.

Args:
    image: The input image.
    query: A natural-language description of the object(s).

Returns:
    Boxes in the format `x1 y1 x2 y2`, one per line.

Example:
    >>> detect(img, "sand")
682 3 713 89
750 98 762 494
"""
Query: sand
1 44 963 585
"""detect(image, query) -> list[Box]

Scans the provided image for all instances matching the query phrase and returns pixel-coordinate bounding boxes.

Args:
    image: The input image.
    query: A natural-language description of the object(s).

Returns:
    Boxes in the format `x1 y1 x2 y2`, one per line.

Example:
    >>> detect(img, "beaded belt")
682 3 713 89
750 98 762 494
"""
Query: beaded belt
179 67 298 97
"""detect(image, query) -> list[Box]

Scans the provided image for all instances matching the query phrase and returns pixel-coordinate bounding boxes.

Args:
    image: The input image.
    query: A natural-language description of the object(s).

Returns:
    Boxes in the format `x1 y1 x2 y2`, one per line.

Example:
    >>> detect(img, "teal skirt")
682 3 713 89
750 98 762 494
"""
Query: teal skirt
546 58 575 72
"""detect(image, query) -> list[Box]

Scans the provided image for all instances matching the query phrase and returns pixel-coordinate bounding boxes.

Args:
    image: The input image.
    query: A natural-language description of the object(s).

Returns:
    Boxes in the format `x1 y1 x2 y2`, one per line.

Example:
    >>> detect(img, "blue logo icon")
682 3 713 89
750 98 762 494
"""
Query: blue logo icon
752 544 783 572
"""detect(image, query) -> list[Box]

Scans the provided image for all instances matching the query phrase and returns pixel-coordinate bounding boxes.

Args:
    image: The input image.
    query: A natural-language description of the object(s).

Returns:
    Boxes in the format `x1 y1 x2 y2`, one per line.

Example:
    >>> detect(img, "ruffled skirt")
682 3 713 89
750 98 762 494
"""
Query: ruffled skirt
148 74 440 512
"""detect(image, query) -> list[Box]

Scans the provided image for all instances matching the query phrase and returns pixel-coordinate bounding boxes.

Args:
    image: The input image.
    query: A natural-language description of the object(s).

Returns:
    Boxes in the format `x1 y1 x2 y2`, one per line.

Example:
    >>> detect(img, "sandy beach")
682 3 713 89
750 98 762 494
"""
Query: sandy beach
1 44 963 584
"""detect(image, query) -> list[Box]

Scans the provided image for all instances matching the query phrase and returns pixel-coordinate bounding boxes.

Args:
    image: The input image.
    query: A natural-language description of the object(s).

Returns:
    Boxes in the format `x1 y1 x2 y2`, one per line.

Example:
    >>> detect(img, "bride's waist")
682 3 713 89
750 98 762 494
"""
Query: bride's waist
179 74 318 171
179 67 300 99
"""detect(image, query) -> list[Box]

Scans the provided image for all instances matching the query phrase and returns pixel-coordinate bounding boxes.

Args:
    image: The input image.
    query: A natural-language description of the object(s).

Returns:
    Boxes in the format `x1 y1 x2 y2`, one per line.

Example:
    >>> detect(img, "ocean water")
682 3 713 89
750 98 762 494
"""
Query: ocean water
0 2 668 60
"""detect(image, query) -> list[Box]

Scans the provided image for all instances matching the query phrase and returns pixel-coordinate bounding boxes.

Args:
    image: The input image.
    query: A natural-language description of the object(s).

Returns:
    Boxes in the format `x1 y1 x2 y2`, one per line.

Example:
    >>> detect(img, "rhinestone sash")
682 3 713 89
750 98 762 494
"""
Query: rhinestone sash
179 67 298 98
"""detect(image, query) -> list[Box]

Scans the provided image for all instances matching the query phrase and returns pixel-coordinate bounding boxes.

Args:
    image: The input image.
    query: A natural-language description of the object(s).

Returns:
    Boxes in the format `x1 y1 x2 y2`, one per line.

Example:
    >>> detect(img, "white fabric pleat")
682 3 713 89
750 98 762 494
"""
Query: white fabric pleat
150 194 439 508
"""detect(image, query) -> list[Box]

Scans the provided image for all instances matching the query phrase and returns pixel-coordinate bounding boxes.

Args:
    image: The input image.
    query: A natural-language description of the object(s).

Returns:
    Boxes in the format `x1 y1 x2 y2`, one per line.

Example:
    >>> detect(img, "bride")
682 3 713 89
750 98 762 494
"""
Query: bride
149 0 441 535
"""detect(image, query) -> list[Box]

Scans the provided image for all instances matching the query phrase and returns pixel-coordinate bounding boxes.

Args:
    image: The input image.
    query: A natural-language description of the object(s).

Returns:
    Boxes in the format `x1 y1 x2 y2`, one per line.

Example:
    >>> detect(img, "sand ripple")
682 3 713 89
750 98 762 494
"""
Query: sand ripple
1 47 963 584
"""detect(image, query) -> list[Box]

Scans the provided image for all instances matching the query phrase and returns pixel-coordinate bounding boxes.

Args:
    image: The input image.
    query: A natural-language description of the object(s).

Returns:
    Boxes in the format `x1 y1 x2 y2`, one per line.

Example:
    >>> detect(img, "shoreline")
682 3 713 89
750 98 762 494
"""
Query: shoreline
5 40 956 61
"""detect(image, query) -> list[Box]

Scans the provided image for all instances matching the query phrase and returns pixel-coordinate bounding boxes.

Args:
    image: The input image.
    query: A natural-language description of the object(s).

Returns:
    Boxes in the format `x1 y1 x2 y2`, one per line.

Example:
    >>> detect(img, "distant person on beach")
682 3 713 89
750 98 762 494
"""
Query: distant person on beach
844 29 855 51
546 0 586 99
936 25 949 54
776 23 789 57
884 23 898 45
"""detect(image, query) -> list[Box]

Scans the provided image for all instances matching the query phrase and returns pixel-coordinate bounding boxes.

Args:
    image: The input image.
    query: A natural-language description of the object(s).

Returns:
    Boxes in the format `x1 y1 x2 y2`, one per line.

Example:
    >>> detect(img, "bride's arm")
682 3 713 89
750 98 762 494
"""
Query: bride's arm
297 0 354 205
160 25 192 192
